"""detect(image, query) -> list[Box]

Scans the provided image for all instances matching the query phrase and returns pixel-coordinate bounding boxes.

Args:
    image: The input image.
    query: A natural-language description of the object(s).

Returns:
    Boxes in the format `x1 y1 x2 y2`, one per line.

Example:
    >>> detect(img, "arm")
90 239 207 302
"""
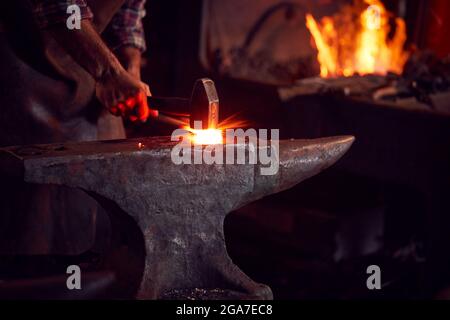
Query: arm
103 0 147 80
31 0 150 121
116 46 143 80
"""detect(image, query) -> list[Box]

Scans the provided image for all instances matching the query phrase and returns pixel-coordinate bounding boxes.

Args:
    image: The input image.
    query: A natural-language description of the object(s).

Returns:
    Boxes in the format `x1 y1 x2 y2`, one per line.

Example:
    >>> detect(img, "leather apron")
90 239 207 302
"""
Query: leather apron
0 0 126 255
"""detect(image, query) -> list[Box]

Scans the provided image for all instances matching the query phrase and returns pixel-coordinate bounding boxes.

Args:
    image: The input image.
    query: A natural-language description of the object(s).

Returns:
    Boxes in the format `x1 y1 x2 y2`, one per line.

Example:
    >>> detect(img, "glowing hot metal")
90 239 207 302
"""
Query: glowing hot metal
188 129 224 145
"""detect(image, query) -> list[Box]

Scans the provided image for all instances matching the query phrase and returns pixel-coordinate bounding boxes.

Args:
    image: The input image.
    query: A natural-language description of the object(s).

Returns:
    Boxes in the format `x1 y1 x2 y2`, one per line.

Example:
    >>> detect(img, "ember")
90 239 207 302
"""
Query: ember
306 0 409 78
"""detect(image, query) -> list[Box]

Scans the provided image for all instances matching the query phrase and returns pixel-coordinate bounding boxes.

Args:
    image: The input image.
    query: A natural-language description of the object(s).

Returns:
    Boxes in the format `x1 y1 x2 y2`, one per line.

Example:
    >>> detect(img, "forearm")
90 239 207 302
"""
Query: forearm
48 19 125 81
86 0 126 33
115 46 142 79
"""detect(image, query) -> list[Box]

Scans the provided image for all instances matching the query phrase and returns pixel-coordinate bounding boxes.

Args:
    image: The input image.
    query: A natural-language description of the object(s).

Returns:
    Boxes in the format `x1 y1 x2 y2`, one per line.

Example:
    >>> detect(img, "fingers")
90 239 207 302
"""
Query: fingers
99 90 120 116
143 83 151 96
96 74 152 122
139 83 158 119
109 106 119 116
135 91 150 122
108 90 150 122
117 102 126 114
125 96 136 110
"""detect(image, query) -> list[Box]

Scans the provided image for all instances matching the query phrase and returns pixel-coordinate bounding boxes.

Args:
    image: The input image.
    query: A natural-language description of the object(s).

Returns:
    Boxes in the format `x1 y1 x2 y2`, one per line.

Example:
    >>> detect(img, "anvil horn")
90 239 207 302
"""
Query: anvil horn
245 136 355 207
0 135 354 300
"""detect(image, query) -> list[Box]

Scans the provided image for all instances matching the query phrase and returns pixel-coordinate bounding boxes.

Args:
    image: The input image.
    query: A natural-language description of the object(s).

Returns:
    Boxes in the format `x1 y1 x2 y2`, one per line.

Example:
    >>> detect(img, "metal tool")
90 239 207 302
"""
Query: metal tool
147 78 220 129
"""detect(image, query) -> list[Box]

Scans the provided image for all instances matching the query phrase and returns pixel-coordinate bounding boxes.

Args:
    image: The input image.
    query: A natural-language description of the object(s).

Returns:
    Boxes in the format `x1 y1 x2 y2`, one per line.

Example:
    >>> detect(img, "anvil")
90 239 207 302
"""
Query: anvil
0 135 354 299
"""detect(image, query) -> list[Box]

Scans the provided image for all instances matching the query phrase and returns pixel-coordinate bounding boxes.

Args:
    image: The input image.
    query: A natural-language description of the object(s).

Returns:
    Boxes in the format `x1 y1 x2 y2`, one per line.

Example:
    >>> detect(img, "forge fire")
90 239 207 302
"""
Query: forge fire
306 0 409 78
0 0 449 309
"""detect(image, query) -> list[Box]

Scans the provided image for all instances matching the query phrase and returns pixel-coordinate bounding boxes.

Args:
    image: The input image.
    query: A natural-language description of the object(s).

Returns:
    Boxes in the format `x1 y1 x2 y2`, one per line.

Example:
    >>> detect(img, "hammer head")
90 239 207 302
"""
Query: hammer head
189 78 220 129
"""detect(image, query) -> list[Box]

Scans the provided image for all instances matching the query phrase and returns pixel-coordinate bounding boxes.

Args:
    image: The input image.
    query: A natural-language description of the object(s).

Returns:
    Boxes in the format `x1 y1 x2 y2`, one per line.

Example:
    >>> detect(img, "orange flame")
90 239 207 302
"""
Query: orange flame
306 0 409 78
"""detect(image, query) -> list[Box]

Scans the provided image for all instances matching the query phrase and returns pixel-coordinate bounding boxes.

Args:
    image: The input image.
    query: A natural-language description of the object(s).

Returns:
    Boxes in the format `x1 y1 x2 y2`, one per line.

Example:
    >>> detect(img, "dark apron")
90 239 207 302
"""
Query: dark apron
0 0 125 255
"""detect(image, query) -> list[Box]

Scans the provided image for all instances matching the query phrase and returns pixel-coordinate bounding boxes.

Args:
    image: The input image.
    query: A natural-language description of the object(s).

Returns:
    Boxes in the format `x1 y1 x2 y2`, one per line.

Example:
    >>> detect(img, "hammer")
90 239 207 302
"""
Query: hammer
147 78 220 129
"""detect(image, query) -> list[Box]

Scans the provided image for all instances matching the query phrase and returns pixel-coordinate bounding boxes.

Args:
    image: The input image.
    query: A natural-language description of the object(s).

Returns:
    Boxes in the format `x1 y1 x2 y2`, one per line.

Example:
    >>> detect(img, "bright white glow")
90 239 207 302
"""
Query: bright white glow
189 129 223 145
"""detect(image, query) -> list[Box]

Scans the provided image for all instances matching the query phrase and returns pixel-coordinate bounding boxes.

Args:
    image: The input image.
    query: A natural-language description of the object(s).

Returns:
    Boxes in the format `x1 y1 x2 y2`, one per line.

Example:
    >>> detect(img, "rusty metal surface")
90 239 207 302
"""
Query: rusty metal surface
0 135 354 299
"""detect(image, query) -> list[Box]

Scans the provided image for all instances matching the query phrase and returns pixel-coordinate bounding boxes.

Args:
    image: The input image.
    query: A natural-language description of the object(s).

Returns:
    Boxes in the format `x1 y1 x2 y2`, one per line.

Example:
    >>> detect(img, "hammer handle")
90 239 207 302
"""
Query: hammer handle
147 97 190 117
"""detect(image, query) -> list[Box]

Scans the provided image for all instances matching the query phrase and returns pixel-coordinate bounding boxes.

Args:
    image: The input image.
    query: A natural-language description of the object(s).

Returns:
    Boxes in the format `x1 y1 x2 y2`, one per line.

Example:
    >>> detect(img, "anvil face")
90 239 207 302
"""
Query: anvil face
0 135 354 299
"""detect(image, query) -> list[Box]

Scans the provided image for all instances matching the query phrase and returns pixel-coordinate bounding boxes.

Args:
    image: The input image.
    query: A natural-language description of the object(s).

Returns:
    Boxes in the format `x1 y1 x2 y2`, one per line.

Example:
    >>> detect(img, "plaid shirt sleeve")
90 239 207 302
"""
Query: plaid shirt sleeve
31 0 93 28
104 0 147 52
31 0 147 52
